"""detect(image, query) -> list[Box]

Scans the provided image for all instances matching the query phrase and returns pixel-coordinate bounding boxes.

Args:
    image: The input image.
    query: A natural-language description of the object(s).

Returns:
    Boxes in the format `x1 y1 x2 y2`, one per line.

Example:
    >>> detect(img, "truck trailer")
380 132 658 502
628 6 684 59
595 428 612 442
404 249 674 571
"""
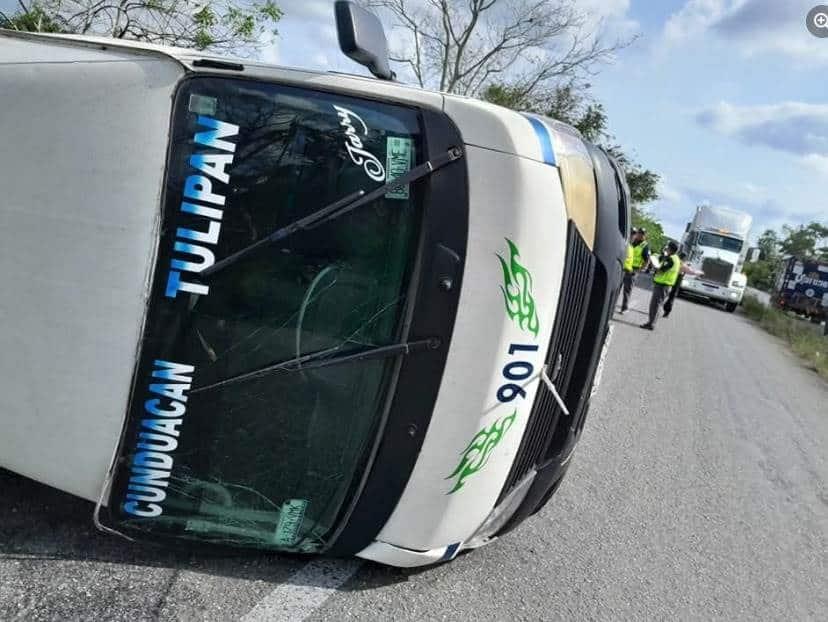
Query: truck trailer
0 2 629 567
773 256 828 322
679 205 752 311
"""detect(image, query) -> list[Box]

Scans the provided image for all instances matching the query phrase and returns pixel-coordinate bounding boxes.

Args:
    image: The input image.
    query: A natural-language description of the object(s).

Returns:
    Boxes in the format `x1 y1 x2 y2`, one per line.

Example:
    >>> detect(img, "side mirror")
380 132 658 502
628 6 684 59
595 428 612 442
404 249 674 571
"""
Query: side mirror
334 0 395 80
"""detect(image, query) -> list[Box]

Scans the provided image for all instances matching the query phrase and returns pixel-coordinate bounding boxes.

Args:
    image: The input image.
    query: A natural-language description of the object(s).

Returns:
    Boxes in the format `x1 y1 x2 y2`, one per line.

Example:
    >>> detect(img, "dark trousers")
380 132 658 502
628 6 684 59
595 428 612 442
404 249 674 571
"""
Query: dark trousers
621 271 635 310
648 284 669 327
663 273 684 317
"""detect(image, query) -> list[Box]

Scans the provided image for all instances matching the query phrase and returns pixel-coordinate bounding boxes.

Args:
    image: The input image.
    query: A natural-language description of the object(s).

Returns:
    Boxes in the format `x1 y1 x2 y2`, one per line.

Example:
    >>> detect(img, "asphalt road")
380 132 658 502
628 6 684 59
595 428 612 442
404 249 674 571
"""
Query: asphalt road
2 280 826 621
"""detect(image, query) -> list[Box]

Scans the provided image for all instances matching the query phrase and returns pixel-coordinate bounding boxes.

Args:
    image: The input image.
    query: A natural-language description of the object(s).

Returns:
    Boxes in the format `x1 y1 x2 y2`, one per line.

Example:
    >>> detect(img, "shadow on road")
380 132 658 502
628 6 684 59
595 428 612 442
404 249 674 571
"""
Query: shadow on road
611 316 648 330
0 468 409 589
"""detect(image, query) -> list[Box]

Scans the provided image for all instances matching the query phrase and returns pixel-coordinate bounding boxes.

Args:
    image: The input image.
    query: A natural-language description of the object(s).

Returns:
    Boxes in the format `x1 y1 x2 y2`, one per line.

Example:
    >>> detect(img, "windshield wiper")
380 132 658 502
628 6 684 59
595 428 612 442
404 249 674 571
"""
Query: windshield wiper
190 337 441 395
200 146 463 279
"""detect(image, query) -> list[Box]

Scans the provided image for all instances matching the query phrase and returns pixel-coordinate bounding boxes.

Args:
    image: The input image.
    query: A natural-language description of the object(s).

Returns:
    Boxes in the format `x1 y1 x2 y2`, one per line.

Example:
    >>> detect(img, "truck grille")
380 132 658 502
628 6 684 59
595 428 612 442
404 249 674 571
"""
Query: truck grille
497 223 595 502
701 257 733 285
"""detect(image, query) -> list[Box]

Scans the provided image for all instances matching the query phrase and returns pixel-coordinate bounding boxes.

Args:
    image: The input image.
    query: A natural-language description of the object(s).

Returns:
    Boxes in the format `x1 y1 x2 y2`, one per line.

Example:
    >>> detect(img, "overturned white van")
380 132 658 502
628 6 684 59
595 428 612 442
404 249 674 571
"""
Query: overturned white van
0 2 629 567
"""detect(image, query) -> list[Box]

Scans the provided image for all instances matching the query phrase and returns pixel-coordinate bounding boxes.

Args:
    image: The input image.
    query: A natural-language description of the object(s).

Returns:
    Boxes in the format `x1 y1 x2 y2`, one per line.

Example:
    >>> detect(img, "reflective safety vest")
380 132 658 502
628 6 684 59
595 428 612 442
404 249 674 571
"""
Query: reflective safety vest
624 245 634 272
631 242 648 269
654 254 681 287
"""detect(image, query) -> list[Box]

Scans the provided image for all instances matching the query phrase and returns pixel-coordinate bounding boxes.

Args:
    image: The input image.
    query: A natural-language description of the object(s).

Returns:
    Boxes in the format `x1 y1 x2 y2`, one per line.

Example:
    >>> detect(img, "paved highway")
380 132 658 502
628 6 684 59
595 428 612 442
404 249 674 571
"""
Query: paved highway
2 281 826 621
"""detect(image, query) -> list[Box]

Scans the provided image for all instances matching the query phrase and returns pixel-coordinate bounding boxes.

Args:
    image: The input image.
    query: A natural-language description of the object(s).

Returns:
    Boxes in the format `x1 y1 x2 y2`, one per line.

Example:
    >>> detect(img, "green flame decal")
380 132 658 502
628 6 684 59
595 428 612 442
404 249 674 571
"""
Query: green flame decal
497 239 539 337
446 411 517 494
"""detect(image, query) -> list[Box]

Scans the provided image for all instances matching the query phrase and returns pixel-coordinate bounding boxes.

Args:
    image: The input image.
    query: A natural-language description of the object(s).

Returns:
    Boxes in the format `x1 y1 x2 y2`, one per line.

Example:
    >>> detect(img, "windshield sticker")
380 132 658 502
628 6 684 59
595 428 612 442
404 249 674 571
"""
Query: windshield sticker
188 94 218 116
274 499 309 546
497 238 540 337
333 104 386 182
165 115 239 299
446 411 517 494
385 136 413 200
122 360 195 518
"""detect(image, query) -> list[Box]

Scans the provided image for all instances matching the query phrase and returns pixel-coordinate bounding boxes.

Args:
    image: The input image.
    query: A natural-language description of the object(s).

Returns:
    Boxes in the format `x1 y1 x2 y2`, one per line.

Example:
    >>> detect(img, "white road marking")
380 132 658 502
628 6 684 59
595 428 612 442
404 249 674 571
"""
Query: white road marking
241 559 362 622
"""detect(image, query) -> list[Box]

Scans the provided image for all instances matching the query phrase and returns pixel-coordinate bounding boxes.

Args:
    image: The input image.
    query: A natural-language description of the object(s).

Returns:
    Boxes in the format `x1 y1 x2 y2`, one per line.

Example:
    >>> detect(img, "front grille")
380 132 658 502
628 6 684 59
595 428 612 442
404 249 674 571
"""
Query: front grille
497 223 595 502
701 257 733 285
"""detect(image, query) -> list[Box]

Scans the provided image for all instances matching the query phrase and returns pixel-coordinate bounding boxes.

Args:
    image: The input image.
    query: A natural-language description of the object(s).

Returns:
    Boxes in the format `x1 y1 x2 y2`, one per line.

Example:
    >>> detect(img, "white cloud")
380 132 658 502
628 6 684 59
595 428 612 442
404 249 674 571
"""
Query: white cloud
257 0 357 72
577 0 640 42
802 154 828 175
662 0 828 64
696 101 828 176
652 181 823 242
657 179 684 203
663 0 733 42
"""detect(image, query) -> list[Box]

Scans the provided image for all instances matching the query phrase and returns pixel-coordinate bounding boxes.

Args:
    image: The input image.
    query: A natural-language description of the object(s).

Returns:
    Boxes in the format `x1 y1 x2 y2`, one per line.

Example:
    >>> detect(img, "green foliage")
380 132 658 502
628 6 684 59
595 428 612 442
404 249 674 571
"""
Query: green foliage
4 0 282 53
779 222 828 260
0 5 65 32
258 1 282 24
480 84 530 111
603 145 660 205
742 259 777 292
482 82 660 207
631 207 666 254
741 295 827 380
757 228 779 260
744 221 828 292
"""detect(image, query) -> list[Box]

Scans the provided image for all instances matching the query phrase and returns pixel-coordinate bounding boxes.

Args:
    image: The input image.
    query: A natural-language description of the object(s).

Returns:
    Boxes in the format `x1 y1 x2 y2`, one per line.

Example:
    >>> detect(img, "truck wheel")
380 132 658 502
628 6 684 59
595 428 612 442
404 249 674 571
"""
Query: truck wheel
725 302 737 313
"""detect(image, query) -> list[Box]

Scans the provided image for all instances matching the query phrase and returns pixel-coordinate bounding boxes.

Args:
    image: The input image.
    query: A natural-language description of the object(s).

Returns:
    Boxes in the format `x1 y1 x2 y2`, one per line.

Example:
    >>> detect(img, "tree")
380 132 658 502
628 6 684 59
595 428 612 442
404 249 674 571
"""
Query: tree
742 260 776 292
779 222 828 260
631 209 665 256
1 4 66 31
757 228 779 261
4 0 282 52
482 82 660 206
366 0 632 97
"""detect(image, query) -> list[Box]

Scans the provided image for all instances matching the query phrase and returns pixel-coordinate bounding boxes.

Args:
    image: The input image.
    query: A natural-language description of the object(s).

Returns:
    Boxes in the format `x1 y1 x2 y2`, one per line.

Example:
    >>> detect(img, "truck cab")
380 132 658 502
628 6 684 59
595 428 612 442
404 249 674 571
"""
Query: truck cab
679 205 752 311
0 3 628 567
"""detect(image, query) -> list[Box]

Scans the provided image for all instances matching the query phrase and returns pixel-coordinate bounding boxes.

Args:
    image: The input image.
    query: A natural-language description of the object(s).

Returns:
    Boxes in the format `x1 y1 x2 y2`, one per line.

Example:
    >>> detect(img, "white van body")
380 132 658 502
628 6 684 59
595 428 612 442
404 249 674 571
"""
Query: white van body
0 30 627 567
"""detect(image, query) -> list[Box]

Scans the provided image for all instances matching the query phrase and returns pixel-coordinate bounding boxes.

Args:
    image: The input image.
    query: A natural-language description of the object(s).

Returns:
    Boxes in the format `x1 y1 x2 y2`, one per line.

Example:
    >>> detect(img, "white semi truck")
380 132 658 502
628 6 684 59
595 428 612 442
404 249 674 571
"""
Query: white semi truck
0 2 629 567
679 205 752 312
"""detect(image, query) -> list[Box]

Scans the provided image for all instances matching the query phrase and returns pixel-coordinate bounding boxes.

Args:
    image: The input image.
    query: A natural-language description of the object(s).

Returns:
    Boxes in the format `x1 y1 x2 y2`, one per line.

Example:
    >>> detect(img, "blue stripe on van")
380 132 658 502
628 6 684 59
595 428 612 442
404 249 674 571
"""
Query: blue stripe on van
440 542 461 562
523 115 556 166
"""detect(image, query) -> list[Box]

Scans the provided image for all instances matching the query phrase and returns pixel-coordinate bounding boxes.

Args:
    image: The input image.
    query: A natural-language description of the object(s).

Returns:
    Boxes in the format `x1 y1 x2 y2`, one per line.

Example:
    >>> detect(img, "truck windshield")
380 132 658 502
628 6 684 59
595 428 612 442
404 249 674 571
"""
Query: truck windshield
109 77 424 552
697 232 743 253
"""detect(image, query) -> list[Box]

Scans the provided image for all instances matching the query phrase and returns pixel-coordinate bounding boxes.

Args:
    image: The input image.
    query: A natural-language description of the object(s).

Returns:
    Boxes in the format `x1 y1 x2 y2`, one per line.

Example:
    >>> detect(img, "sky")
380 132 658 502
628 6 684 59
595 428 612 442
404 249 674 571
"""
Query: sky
262 0 828 242
3 0 825 241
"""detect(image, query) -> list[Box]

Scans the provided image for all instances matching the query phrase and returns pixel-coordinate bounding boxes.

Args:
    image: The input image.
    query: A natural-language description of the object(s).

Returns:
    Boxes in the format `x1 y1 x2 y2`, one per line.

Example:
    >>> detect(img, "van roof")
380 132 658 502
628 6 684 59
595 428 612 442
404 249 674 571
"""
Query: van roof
0 29 565 169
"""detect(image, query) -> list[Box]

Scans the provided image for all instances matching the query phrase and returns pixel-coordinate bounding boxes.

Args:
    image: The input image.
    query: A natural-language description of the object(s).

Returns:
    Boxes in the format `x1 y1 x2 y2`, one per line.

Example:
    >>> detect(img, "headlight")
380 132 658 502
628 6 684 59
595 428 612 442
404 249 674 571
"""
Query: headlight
545 120 597 249
731 273 747 289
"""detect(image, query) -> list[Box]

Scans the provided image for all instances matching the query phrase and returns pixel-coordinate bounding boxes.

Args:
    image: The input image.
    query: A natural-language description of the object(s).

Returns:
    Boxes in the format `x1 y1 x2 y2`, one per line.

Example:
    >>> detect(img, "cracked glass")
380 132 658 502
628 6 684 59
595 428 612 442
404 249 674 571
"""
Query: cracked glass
111 77 424 552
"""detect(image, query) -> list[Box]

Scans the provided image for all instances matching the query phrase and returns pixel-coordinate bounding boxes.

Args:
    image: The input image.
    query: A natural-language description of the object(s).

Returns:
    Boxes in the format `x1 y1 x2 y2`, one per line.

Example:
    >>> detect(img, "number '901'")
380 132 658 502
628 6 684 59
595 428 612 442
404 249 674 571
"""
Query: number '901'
497 343 538 403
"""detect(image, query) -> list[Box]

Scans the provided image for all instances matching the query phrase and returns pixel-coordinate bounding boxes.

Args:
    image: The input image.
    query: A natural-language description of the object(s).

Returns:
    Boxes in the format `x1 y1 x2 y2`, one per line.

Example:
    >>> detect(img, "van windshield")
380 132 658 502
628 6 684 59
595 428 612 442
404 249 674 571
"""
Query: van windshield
697 232 743 253
110 77 424 552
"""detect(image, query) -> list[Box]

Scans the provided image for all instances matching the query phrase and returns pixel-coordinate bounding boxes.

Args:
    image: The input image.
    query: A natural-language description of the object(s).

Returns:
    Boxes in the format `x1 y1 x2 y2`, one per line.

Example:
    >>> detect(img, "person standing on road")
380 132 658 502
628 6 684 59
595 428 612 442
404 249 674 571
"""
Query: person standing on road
619 228 651 314
641 241 681 330
663 252 703 318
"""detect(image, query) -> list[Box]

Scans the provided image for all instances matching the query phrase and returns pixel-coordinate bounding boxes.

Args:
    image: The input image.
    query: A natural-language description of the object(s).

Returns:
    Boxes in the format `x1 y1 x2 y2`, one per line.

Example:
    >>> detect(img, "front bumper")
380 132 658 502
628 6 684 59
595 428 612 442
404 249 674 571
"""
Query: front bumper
680 277 744 303
350 126 626 567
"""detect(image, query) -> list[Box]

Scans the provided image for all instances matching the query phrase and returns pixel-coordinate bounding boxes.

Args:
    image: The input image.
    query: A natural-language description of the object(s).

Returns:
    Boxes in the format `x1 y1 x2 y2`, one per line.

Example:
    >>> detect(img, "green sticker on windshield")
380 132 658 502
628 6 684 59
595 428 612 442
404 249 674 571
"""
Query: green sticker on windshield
385 136 413 200
188 93 217 116
274 499 308 546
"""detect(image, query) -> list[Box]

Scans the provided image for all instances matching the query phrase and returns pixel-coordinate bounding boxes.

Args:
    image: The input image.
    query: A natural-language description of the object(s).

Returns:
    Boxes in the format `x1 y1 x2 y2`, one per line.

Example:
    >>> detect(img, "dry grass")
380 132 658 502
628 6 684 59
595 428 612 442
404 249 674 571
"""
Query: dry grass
741 295 828 380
